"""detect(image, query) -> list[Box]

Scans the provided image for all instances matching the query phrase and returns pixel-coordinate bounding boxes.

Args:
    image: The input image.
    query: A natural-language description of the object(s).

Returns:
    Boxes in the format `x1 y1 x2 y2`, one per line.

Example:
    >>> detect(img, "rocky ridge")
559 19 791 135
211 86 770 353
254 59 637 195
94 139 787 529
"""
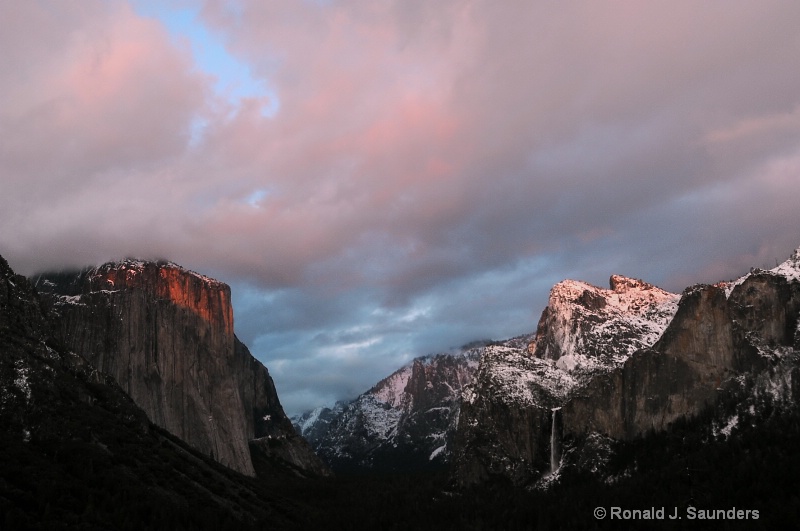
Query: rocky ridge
453 251 800 486
293 343 488 473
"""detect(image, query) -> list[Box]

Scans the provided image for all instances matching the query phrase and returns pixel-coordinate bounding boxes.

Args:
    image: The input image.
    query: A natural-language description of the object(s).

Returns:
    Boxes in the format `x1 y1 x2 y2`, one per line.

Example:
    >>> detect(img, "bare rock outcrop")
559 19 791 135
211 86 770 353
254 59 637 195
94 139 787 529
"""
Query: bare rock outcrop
36 260 328 477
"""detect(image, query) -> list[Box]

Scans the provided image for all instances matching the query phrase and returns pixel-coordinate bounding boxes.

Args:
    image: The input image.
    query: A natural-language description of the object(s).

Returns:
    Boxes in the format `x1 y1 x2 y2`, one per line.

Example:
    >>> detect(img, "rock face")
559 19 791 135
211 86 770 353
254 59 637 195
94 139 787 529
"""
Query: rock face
563 269 800 441
453 252 800 487
530 275 679 371
236 338 331 477
453 276 679 484
294 343 486 473
0 254 308 529
561 284 738 441
1 255 132 445
35 260 327 477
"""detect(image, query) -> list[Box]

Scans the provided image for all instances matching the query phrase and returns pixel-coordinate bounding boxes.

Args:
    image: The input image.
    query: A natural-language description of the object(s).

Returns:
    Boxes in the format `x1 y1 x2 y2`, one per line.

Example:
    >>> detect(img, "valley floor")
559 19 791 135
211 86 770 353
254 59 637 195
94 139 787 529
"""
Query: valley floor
280 404 800 530
4 401 800 531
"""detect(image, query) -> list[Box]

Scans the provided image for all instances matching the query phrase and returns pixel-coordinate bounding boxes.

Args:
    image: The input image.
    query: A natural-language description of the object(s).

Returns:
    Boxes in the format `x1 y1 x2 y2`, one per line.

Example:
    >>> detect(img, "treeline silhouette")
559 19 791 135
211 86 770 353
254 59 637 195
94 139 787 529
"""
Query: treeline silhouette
3 397 799 530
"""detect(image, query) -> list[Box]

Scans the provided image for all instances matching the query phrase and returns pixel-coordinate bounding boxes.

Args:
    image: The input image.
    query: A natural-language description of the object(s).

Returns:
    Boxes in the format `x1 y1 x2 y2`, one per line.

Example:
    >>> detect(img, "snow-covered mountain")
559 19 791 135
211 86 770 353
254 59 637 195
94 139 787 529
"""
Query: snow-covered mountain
452 249 800 487
452 275 679 485
461 275 680 414
292 342 495 473
291 249 800 486
532 275 679 372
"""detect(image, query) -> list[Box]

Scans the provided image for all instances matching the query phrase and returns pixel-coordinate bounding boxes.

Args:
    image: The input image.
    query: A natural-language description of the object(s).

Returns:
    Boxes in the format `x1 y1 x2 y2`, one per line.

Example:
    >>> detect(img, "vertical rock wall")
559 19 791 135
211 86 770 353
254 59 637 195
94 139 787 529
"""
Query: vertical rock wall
453 258 800 487
41 261 255 475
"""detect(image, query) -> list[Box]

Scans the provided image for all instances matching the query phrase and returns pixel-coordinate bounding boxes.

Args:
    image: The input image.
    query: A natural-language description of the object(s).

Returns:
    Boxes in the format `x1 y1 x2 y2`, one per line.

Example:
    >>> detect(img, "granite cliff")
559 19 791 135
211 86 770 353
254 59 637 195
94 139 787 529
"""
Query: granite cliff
453 249 800 487
0 254 308 529
35 260 328 477
453 274 679 485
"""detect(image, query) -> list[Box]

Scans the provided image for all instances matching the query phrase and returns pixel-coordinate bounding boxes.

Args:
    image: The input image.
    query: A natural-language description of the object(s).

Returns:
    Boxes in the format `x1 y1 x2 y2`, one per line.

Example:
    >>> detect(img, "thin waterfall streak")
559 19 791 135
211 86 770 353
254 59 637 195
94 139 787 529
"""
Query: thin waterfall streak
550 407 561 474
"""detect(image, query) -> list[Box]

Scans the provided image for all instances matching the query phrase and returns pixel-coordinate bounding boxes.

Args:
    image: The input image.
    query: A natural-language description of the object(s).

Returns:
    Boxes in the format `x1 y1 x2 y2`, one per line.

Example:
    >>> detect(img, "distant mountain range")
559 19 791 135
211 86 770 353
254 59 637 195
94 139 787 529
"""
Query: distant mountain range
292 341 487 474
294 248 800 493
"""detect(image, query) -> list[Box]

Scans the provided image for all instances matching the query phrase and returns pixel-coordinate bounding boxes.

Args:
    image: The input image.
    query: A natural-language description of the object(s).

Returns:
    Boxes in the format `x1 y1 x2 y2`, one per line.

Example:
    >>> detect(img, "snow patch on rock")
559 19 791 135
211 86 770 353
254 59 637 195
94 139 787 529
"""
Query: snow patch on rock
14 359 32 403
770 247 800 282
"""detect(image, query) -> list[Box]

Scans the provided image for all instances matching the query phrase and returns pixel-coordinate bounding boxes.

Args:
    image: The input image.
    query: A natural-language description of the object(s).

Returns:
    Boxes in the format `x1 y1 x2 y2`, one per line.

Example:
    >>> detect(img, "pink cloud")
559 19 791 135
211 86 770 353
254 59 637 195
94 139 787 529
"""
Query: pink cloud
1 1 206 196
4 0 800 295
0 1 211 271
3 0 800 414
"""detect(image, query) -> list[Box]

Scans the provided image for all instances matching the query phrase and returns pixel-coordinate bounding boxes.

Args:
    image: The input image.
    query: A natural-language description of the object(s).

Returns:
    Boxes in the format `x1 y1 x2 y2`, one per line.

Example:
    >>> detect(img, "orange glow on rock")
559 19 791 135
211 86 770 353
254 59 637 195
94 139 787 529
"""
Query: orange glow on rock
88 262 234 337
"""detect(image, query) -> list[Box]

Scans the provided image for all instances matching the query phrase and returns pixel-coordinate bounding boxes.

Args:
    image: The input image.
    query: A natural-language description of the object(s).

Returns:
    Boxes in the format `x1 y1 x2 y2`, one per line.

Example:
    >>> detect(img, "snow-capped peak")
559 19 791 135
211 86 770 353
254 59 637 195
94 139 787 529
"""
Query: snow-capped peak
770 247 800 282
301 347 484 472
723 246 800 298
533 275 679 373
549 276 676 315
296 406 326 436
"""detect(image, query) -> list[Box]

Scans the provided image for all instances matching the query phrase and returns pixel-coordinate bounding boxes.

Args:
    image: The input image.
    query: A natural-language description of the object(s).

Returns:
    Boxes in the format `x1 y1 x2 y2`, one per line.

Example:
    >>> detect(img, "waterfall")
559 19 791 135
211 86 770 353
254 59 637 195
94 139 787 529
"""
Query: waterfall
550 407 561 474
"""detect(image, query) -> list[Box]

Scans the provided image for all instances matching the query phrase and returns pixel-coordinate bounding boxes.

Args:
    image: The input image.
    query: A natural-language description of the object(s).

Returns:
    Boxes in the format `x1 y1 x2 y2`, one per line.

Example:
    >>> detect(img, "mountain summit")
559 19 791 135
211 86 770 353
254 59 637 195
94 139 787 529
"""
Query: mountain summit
35 259 328 477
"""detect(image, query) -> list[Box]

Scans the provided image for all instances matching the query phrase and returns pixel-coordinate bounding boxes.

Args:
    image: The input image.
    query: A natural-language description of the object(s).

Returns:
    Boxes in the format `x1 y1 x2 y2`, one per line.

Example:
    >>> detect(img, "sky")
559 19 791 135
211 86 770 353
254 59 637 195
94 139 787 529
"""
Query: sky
2 1 800 416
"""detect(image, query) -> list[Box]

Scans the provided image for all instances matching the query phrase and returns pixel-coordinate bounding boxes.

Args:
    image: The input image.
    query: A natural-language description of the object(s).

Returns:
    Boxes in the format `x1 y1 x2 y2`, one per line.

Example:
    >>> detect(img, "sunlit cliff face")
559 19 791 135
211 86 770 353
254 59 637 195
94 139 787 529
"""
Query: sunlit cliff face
86 261 234 337
46 259 250 474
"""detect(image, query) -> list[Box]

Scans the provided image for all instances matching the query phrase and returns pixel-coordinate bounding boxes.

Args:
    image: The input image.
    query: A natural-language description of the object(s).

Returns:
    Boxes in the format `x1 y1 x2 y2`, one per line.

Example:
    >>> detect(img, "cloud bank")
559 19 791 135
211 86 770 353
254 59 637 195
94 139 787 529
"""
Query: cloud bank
3 0 800 413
